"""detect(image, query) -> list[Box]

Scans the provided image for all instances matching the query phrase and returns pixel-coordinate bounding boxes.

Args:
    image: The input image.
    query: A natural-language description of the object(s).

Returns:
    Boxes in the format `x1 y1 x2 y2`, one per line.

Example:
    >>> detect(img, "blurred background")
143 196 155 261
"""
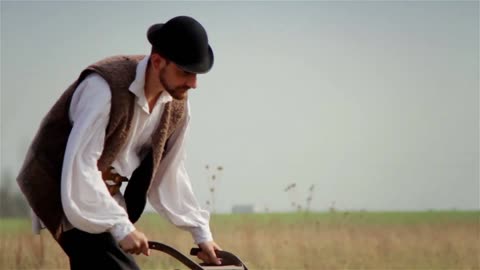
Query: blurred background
2 1 478 215
1 2 478 269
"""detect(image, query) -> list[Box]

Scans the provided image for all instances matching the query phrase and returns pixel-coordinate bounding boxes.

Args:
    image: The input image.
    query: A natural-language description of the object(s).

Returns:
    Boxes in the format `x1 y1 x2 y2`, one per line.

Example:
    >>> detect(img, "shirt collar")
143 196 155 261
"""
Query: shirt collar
129 55 173 114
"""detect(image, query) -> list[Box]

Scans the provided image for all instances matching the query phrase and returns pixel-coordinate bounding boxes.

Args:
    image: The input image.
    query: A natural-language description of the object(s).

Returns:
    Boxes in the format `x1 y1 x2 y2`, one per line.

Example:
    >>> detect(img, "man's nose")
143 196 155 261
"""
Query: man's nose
186 74 197 89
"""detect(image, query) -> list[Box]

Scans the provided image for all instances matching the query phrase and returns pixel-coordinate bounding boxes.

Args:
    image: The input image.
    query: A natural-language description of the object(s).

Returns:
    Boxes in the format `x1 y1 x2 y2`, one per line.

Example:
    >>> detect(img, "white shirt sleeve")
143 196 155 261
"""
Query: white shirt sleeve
148 101 213 244
61 73 135 242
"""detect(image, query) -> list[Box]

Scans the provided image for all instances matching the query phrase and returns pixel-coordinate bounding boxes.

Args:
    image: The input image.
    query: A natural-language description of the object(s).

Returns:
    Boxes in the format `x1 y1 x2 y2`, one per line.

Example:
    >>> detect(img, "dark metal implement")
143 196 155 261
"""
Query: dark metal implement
148 241 248 270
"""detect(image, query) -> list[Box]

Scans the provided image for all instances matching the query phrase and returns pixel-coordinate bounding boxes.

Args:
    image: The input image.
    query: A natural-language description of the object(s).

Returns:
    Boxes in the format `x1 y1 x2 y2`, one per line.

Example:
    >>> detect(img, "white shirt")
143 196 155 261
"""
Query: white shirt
34 56 212 244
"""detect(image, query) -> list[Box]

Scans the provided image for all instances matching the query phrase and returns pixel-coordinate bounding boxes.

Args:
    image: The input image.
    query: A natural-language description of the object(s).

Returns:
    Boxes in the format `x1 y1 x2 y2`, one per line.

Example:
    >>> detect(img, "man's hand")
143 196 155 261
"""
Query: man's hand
119 230 150 256
197 241 222 265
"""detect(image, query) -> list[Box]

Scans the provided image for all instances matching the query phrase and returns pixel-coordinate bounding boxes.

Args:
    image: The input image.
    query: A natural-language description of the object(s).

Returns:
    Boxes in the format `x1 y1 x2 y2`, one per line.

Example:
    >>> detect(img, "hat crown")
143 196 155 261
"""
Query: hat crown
147 16 212 71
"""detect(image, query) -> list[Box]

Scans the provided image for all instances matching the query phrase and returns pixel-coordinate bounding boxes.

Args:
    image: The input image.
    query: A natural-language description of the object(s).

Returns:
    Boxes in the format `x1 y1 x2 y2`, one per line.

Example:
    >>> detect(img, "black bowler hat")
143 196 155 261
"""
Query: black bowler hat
147 16 214 74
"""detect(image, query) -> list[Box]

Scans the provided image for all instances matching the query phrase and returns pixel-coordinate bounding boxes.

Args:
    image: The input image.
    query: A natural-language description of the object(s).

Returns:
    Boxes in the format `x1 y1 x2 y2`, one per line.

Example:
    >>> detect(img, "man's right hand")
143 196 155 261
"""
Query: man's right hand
119 230 150 256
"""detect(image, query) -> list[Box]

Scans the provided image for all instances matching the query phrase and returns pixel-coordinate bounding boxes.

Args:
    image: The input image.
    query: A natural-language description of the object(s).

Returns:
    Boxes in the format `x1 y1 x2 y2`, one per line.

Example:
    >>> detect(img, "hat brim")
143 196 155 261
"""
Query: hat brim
176 46 214 74
147 23 164 44
147 23 214 74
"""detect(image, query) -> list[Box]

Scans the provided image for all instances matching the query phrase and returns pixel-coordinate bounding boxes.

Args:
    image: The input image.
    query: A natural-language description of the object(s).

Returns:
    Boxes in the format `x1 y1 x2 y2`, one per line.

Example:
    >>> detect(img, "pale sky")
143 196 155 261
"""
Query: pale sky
1 1 478 213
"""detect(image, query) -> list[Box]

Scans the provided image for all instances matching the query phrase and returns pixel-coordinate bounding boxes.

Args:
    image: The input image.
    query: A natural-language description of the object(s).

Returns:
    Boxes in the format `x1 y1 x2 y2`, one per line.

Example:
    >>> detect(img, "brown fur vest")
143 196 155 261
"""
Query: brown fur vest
17 55 185 240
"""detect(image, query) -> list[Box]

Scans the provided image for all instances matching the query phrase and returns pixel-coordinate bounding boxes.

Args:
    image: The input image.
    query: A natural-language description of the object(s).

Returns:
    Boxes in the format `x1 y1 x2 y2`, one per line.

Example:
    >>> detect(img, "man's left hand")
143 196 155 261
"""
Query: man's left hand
197 241 222 265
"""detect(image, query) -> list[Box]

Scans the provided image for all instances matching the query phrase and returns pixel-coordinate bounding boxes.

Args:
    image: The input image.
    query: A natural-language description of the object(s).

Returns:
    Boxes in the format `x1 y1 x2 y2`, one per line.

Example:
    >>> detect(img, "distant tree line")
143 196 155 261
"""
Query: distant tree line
0 169 29 217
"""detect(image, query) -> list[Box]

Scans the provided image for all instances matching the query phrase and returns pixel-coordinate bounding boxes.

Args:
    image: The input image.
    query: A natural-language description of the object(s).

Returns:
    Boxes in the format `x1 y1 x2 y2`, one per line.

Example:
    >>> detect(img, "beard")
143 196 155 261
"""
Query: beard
159 68 189 100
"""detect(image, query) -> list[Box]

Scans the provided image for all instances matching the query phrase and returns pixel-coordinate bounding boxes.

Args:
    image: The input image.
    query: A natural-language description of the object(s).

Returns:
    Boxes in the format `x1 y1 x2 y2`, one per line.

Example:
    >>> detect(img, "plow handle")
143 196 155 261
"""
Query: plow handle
190 248 248 270
148 241 248 270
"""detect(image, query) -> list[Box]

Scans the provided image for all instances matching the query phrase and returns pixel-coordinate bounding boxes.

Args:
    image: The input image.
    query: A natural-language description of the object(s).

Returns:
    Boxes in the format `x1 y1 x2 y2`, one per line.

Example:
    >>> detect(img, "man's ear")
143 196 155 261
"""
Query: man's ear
150 53 166 70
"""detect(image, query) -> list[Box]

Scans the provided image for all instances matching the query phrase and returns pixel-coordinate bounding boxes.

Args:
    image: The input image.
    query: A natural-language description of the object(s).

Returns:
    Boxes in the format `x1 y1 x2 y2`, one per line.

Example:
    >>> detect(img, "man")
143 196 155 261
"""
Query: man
17 15 221 269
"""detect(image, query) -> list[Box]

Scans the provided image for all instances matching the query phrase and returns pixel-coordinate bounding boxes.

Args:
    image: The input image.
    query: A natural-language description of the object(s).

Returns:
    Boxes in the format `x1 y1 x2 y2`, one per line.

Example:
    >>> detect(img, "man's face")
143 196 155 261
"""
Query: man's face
158 61 197 100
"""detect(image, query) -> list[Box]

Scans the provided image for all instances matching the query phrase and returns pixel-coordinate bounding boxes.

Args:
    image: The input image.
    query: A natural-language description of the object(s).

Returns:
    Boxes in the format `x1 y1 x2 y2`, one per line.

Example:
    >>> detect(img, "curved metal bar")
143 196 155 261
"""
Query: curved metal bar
148 241 204 270
190 248 248 270
148 241 248 270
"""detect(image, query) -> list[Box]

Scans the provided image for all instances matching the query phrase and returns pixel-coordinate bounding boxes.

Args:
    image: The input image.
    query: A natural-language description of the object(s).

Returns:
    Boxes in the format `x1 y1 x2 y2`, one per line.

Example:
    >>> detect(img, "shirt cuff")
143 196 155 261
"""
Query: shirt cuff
109 222 136 243
187 225 213 244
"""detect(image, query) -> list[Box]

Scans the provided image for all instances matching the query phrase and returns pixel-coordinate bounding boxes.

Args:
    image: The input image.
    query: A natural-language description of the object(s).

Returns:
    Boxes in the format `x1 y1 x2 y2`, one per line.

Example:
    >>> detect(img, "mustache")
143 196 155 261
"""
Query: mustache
173 86 189 92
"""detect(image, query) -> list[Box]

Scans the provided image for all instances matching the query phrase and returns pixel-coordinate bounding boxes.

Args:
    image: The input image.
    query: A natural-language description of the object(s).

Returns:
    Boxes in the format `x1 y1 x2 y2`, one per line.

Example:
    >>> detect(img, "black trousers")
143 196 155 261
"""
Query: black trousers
59 228 141 270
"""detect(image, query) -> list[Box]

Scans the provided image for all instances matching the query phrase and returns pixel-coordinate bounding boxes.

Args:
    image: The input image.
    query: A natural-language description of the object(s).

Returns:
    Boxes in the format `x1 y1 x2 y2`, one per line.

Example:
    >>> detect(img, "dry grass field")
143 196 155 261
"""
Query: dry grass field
0 211 478 270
